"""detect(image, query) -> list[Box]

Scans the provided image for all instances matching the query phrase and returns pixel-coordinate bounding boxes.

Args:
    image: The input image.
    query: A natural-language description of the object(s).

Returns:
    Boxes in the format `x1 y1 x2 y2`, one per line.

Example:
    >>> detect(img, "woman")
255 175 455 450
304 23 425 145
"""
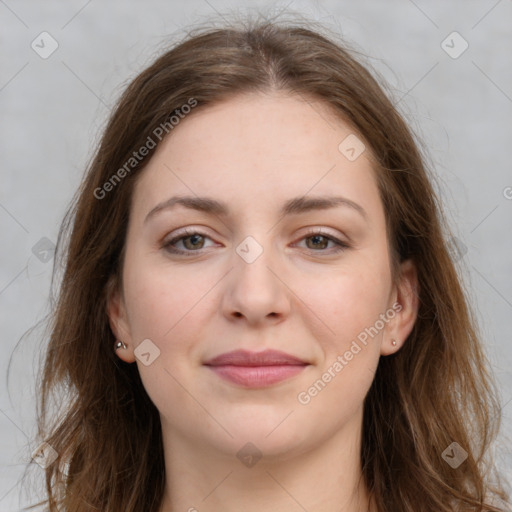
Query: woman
23 14 510 512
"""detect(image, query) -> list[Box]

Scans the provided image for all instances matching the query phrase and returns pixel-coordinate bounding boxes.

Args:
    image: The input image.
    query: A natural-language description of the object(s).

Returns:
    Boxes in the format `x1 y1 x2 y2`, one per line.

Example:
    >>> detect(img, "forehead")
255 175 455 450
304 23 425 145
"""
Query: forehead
131 91 382 223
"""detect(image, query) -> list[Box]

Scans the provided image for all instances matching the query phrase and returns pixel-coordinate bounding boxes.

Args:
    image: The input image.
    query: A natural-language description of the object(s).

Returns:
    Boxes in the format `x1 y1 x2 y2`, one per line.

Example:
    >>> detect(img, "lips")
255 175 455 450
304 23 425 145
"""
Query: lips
203 349 309 388
204 349 308 366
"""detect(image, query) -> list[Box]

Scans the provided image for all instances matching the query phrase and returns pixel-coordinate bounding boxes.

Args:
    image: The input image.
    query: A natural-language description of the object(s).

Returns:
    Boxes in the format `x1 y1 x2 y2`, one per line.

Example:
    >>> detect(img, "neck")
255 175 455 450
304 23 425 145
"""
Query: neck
158 408 375 512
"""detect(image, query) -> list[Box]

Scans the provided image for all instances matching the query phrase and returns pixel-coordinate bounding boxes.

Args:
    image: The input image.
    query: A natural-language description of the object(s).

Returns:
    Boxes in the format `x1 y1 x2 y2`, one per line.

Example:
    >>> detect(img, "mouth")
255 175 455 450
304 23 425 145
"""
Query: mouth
203 349 310 388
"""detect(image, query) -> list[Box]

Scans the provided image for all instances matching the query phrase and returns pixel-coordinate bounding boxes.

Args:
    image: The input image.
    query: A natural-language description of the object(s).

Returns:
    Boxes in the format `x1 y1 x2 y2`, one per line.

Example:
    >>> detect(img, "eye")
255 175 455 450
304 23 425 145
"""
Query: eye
163 228 215 256
294 229 350 254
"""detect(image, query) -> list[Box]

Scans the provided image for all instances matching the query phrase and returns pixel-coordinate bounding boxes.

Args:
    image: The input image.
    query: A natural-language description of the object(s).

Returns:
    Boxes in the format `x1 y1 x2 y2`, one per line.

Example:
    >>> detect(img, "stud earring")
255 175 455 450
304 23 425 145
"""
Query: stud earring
115 340 127 351
392 339 397 346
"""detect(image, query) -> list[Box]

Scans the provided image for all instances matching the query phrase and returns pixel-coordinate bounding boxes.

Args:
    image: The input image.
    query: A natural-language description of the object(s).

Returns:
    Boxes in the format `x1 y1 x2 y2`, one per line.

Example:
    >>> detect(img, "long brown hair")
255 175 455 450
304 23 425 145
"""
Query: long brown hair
17 12 510 512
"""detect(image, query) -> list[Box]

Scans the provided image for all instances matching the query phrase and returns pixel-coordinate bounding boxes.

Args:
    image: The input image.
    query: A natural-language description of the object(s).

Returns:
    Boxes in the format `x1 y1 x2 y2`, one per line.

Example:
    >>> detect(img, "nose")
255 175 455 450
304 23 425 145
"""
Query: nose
221 237 291 326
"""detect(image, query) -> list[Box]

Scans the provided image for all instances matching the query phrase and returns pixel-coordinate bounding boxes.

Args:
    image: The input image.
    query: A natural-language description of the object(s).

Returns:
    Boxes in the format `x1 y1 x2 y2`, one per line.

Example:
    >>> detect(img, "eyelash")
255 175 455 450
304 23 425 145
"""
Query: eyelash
162 228 350 257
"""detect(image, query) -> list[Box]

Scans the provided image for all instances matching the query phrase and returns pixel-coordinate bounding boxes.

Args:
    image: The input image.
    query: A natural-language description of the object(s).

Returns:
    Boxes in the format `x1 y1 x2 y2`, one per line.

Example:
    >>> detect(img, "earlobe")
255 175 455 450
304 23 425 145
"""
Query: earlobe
382 259 419 356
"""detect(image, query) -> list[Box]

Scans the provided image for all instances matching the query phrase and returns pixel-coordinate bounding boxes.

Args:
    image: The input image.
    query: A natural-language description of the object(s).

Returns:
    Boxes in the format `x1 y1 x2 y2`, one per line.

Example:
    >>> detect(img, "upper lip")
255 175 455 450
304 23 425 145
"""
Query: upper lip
204 349 308 367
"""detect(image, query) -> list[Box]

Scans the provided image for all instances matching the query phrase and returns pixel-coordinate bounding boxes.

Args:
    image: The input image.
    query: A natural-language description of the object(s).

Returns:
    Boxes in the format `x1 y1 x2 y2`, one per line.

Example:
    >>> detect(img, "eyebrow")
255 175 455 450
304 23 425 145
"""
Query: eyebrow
144 194 368 224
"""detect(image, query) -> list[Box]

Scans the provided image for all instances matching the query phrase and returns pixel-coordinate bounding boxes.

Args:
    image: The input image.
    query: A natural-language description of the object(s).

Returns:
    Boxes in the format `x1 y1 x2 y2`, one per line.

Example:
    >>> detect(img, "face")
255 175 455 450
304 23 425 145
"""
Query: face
108 91 418 461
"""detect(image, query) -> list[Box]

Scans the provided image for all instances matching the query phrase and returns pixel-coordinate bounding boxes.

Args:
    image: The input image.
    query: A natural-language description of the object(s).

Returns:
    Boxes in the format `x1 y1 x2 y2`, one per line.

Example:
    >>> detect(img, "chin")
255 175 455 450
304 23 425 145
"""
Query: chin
209 415 313 460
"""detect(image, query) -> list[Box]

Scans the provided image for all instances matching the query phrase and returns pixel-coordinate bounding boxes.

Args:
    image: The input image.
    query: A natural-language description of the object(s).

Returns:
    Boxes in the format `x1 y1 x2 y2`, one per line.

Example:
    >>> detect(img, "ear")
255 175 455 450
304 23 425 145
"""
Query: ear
381 259 419 356
106 275 136 363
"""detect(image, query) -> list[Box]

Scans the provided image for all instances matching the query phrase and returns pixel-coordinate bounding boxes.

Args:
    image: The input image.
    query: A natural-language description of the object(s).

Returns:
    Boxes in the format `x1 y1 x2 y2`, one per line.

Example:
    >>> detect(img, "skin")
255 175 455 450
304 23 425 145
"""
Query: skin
108 91 419 512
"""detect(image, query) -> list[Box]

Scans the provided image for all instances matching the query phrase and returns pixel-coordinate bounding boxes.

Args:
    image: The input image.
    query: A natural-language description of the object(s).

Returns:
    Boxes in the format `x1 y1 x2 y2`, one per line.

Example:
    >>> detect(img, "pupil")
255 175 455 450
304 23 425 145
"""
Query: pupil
309 235 327 249
186 234 203 249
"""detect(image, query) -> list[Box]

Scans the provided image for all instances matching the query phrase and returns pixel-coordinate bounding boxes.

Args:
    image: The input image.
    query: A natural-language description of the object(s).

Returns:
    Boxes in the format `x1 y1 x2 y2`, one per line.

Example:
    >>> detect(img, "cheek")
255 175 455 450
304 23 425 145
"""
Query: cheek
300 262 391 345
122 252 200 343
296 269 387 414
121 258 207 408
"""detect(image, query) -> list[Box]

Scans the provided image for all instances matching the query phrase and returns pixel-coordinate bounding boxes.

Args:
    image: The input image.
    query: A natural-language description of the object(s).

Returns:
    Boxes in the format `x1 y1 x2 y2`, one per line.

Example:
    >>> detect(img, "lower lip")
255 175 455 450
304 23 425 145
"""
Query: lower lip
206 364 307 388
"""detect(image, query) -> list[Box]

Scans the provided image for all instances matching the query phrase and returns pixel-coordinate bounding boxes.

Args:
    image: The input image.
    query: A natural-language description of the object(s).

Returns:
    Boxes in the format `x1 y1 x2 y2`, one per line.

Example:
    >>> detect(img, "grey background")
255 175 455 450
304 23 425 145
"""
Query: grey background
1 0 511 509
